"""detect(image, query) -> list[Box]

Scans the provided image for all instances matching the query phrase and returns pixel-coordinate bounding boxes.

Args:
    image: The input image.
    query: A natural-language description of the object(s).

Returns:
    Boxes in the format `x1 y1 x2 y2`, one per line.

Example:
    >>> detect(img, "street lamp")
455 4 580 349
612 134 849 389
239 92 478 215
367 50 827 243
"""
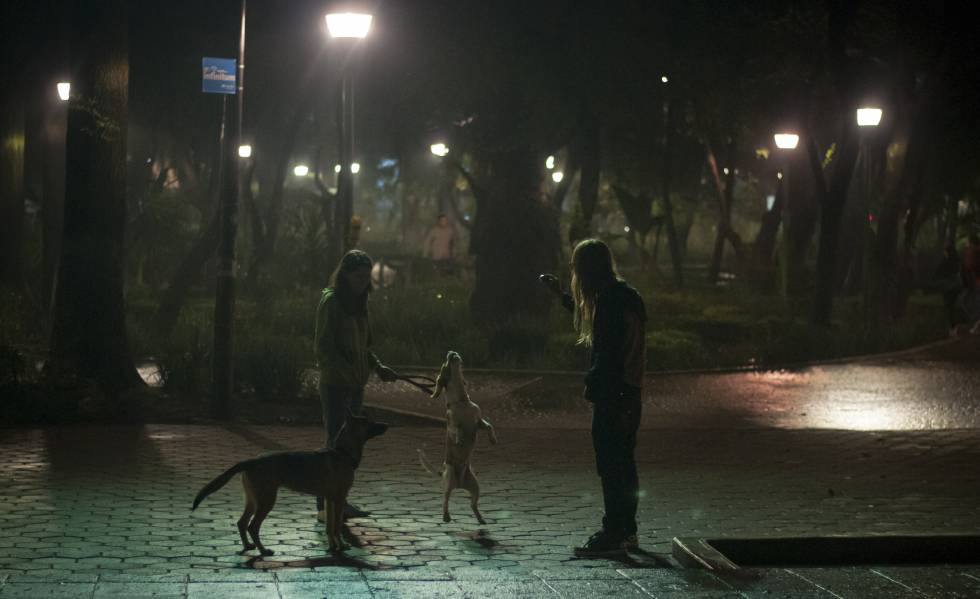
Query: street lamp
293 164 309 177
856 107 882 127
326 9 372 256
56 82 70 101
237 144 252 158
350 162 360 174
430 143 449 157
773 133 799 150
545 155 555 169
551 171 564 183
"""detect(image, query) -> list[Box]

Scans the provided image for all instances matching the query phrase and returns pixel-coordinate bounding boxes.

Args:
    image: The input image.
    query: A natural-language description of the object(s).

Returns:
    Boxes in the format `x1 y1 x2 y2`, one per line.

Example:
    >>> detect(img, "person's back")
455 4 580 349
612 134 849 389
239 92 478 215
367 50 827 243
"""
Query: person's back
424 214 456 262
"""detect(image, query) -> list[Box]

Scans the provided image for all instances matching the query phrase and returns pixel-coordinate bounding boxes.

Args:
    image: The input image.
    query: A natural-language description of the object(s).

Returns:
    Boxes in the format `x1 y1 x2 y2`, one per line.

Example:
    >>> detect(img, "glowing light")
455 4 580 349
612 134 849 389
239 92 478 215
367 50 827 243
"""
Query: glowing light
325 13 372 39
777 171 783 180
723 167 730 175
624 225 631 233
774 133 799 150
351 162 360 174
856 107 882 127
293 164 309 177
430 143 449 157
551 171 564 183
237 144 252 158
545 155 555 169
57 82 70 101
334 164 342 173
661 75 668 84
766 194 776 210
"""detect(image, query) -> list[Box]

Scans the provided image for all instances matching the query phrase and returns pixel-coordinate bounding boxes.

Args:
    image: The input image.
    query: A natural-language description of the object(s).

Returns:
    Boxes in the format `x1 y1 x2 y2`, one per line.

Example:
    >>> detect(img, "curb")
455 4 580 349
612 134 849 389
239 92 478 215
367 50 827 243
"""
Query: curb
390 335 962 379
672 534 980 570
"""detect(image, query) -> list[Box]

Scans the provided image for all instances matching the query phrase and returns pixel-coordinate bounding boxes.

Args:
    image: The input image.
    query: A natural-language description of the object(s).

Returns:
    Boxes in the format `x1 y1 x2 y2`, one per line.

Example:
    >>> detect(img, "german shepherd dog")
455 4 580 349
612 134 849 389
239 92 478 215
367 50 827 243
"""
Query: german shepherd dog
192 411 387 554
419 351 497 524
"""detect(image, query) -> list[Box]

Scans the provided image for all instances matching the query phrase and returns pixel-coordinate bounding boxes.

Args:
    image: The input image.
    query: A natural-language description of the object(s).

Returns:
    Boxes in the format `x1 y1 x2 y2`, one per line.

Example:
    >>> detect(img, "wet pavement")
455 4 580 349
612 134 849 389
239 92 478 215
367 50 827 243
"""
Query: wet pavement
369 335 980 430
1 335 979 597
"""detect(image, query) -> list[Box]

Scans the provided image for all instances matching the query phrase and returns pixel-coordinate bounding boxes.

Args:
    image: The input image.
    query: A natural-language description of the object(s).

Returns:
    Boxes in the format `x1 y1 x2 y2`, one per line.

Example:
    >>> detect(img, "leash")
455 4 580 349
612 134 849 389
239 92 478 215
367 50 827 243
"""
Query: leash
395 374 438 396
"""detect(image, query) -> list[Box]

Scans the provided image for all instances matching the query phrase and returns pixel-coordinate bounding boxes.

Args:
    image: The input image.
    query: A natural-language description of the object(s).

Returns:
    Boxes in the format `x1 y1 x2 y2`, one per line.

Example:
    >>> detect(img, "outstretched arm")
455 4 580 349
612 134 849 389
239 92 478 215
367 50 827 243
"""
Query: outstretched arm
539 274 574 313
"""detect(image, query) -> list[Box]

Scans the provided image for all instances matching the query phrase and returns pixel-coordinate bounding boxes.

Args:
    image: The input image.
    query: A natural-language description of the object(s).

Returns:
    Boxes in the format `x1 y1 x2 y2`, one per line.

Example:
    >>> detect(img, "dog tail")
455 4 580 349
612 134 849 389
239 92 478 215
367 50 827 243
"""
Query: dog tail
417 449 442 477
191 458 259 510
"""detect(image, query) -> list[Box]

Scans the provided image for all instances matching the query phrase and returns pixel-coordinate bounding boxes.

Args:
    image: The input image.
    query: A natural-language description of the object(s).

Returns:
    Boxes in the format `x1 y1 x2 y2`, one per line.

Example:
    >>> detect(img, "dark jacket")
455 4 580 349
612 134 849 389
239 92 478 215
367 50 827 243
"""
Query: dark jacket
314 288 379 388
562 279 647 402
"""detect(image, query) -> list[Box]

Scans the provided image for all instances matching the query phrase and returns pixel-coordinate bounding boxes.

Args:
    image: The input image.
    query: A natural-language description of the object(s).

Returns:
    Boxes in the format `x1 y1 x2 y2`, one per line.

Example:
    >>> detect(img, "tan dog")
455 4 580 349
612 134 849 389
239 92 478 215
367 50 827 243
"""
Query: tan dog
419 351 497 524
192 411 387 554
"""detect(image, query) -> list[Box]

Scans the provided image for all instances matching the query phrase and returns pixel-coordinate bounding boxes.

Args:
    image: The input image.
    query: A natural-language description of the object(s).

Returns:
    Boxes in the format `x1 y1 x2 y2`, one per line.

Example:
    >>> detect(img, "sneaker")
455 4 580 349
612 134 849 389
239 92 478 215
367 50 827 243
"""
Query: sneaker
574 530 627 557
622 534 639 551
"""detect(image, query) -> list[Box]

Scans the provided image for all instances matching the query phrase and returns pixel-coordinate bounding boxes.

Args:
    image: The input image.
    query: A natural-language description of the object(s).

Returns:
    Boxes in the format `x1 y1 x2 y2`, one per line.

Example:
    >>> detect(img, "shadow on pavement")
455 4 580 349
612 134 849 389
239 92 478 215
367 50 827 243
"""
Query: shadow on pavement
243 553 379 570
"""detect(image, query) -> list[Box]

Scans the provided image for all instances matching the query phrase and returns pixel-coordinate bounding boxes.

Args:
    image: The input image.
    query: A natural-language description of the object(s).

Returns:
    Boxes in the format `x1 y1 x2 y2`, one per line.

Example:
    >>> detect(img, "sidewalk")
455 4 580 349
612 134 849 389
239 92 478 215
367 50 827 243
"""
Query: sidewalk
2 422 980 597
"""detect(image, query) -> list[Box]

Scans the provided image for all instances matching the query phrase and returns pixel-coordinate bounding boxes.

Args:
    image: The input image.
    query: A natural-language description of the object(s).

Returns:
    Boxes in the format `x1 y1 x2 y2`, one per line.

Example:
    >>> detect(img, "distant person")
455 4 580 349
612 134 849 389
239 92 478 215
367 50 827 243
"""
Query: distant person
313 250 399 521
540 239 647 557
423 213 456 275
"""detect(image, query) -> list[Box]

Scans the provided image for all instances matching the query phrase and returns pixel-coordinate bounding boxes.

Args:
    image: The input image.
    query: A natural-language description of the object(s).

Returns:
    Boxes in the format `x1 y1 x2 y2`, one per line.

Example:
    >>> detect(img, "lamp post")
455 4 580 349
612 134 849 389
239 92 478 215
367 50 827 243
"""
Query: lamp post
325 10 372 258
56 82 71 101
856 106 882 328
773 131 799 298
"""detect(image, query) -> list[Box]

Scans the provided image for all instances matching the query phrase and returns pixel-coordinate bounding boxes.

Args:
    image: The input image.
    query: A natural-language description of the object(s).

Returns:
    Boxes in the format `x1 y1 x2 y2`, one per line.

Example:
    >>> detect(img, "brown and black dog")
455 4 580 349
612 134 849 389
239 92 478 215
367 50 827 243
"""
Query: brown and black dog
192 411 387 554
419 351 497 524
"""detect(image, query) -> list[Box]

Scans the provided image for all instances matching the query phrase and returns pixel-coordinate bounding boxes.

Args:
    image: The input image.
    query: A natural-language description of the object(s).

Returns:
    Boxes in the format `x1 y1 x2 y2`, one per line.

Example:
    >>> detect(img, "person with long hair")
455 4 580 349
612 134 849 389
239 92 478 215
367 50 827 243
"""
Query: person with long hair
314 249 398 521
541 238 647 556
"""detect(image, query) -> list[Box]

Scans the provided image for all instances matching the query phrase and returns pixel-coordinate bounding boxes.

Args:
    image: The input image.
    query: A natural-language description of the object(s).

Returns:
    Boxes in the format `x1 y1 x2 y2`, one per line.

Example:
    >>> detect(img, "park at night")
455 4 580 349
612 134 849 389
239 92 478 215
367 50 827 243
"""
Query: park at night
2 1 980 597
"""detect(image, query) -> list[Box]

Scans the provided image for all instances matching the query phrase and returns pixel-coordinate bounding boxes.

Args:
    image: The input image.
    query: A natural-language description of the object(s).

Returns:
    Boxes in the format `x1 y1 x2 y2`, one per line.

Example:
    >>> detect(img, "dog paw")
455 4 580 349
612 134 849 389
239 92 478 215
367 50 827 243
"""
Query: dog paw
259 548 275 556
477 518 487 525
443 514 452 523
237 544 256 555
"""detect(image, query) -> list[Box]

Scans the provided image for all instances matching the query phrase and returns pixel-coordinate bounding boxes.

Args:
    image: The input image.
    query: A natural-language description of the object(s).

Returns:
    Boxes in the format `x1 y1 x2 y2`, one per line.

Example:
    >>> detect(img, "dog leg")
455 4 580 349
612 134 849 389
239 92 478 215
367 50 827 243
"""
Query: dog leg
463 467 486 525
247 489 278 557
442 471 453 523
327 498 348 552
237 477 257 553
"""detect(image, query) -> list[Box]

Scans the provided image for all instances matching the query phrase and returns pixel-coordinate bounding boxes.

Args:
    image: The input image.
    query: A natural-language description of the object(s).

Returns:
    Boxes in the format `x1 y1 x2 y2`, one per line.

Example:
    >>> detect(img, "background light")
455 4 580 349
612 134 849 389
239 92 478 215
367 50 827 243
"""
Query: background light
777 171 784 180
57 82 70 101
430 143 449 157
351 162 361 174
293 164 309 177
773 133 800 149
325 13 372 39
551 171 564 183
238 144 252 158
856 107 882 127
545 155 555 169
661 75 669 84
334 164 342 173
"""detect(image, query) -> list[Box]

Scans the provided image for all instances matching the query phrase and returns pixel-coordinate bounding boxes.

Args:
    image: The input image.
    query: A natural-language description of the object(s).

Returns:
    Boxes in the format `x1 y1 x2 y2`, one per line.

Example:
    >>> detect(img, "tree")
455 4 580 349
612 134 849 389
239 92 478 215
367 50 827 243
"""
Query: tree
48 0 141 391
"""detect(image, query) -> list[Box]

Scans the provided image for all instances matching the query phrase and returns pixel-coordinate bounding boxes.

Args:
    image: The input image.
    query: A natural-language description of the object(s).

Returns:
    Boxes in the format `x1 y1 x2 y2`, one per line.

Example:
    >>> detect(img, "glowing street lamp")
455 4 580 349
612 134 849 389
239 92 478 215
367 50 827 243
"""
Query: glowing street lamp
773 133 799 150
56 82 70 101
350 162 360 174
237 144 252 158
293 164 309 177
856 107 882 127
325 12 372 38
660 75 669 84
545 155 555 169
430 143 449 157
551 171 564 183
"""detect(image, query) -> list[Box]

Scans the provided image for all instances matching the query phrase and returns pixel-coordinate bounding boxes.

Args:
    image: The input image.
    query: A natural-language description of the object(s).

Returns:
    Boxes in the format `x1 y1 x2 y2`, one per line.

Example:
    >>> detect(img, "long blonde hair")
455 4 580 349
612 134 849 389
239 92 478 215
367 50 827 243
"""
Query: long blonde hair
570 239 619 346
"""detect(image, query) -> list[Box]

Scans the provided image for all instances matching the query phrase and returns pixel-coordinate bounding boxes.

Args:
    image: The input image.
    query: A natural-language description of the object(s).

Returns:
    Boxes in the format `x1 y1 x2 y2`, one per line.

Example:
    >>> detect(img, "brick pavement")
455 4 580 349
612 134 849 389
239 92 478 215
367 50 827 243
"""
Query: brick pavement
2 423 980 597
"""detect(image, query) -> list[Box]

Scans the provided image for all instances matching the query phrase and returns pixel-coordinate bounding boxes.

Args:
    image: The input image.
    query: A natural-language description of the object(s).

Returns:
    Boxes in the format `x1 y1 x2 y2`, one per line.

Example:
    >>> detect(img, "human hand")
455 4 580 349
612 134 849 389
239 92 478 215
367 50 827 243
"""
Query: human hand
539 274 563 296
376 365 399 383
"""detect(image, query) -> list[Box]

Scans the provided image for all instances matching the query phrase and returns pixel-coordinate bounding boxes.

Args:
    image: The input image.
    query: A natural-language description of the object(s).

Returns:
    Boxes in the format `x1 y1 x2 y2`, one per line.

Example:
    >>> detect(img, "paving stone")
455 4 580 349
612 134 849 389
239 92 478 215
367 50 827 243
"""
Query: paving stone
0 582 96 598
277 580 372 598
186 581 278 598
93 582 186 597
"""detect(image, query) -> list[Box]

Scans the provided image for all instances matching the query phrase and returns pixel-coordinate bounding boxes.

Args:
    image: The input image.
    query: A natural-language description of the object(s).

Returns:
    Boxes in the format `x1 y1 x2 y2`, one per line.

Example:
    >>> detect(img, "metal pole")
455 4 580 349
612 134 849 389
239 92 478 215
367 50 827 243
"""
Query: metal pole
338 62 354 252
212 0 246 420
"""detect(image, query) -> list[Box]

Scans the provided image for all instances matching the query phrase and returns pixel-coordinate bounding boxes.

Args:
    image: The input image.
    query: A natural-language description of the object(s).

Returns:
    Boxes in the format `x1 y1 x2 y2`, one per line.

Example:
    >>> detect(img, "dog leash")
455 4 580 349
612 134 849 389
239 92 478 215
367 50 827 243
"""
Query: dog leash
395 374 438 396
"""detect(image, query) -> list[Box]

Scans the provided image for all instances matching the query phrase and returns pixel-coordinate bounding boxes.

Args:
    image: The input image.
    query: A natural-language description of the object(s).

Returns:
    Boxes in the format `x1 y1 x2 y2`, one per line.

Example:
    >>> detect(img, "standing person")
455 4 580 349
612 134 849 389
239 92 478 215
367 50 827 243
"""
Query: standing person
423 213 456 275
540 239 647 556
314 250 399 521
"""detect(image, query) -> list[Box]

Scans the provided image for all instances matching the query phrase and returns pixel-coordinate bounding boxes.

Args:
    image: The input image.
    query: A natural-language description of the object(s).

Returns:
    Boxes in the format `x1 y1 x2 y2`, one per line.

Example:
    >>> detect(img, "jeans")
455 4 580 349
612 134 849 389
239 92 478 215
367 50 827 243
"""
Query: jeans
591 387 641 537
316 381 364 511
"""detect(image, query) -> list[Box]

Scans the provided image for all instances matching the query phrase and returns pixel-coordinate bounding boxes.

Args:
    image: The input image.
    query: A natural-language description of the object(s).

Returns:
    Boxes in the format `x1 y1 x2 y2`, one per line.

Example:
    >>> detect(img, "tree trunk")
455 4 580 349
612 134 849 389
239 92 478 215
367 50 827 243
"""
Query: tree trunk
0 48 25 290
707 139 737 283
49 0 141 391
661 98 683 286
470 147 559 323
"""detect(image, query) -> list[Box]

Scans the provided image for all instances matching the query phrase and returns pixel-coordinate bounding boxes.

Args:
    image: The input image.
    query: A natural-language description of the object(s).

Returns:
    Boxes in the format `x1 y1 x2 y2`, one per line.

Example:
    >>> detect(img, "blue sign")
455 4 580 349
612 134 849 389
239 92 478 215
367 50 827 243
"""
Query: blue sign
202 57 237 94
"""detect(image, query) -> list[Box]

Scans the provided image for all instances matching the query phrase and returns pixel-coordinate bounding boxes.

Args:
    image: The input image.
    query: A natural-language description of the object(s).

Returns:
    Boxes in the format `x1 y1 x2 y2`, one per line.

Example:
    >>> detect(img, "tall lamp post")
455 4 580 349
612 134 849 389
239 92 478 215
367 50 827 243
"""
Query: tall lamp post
773 132 799 298
212 0 247 419
856 106 882 327
325 11 372 259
